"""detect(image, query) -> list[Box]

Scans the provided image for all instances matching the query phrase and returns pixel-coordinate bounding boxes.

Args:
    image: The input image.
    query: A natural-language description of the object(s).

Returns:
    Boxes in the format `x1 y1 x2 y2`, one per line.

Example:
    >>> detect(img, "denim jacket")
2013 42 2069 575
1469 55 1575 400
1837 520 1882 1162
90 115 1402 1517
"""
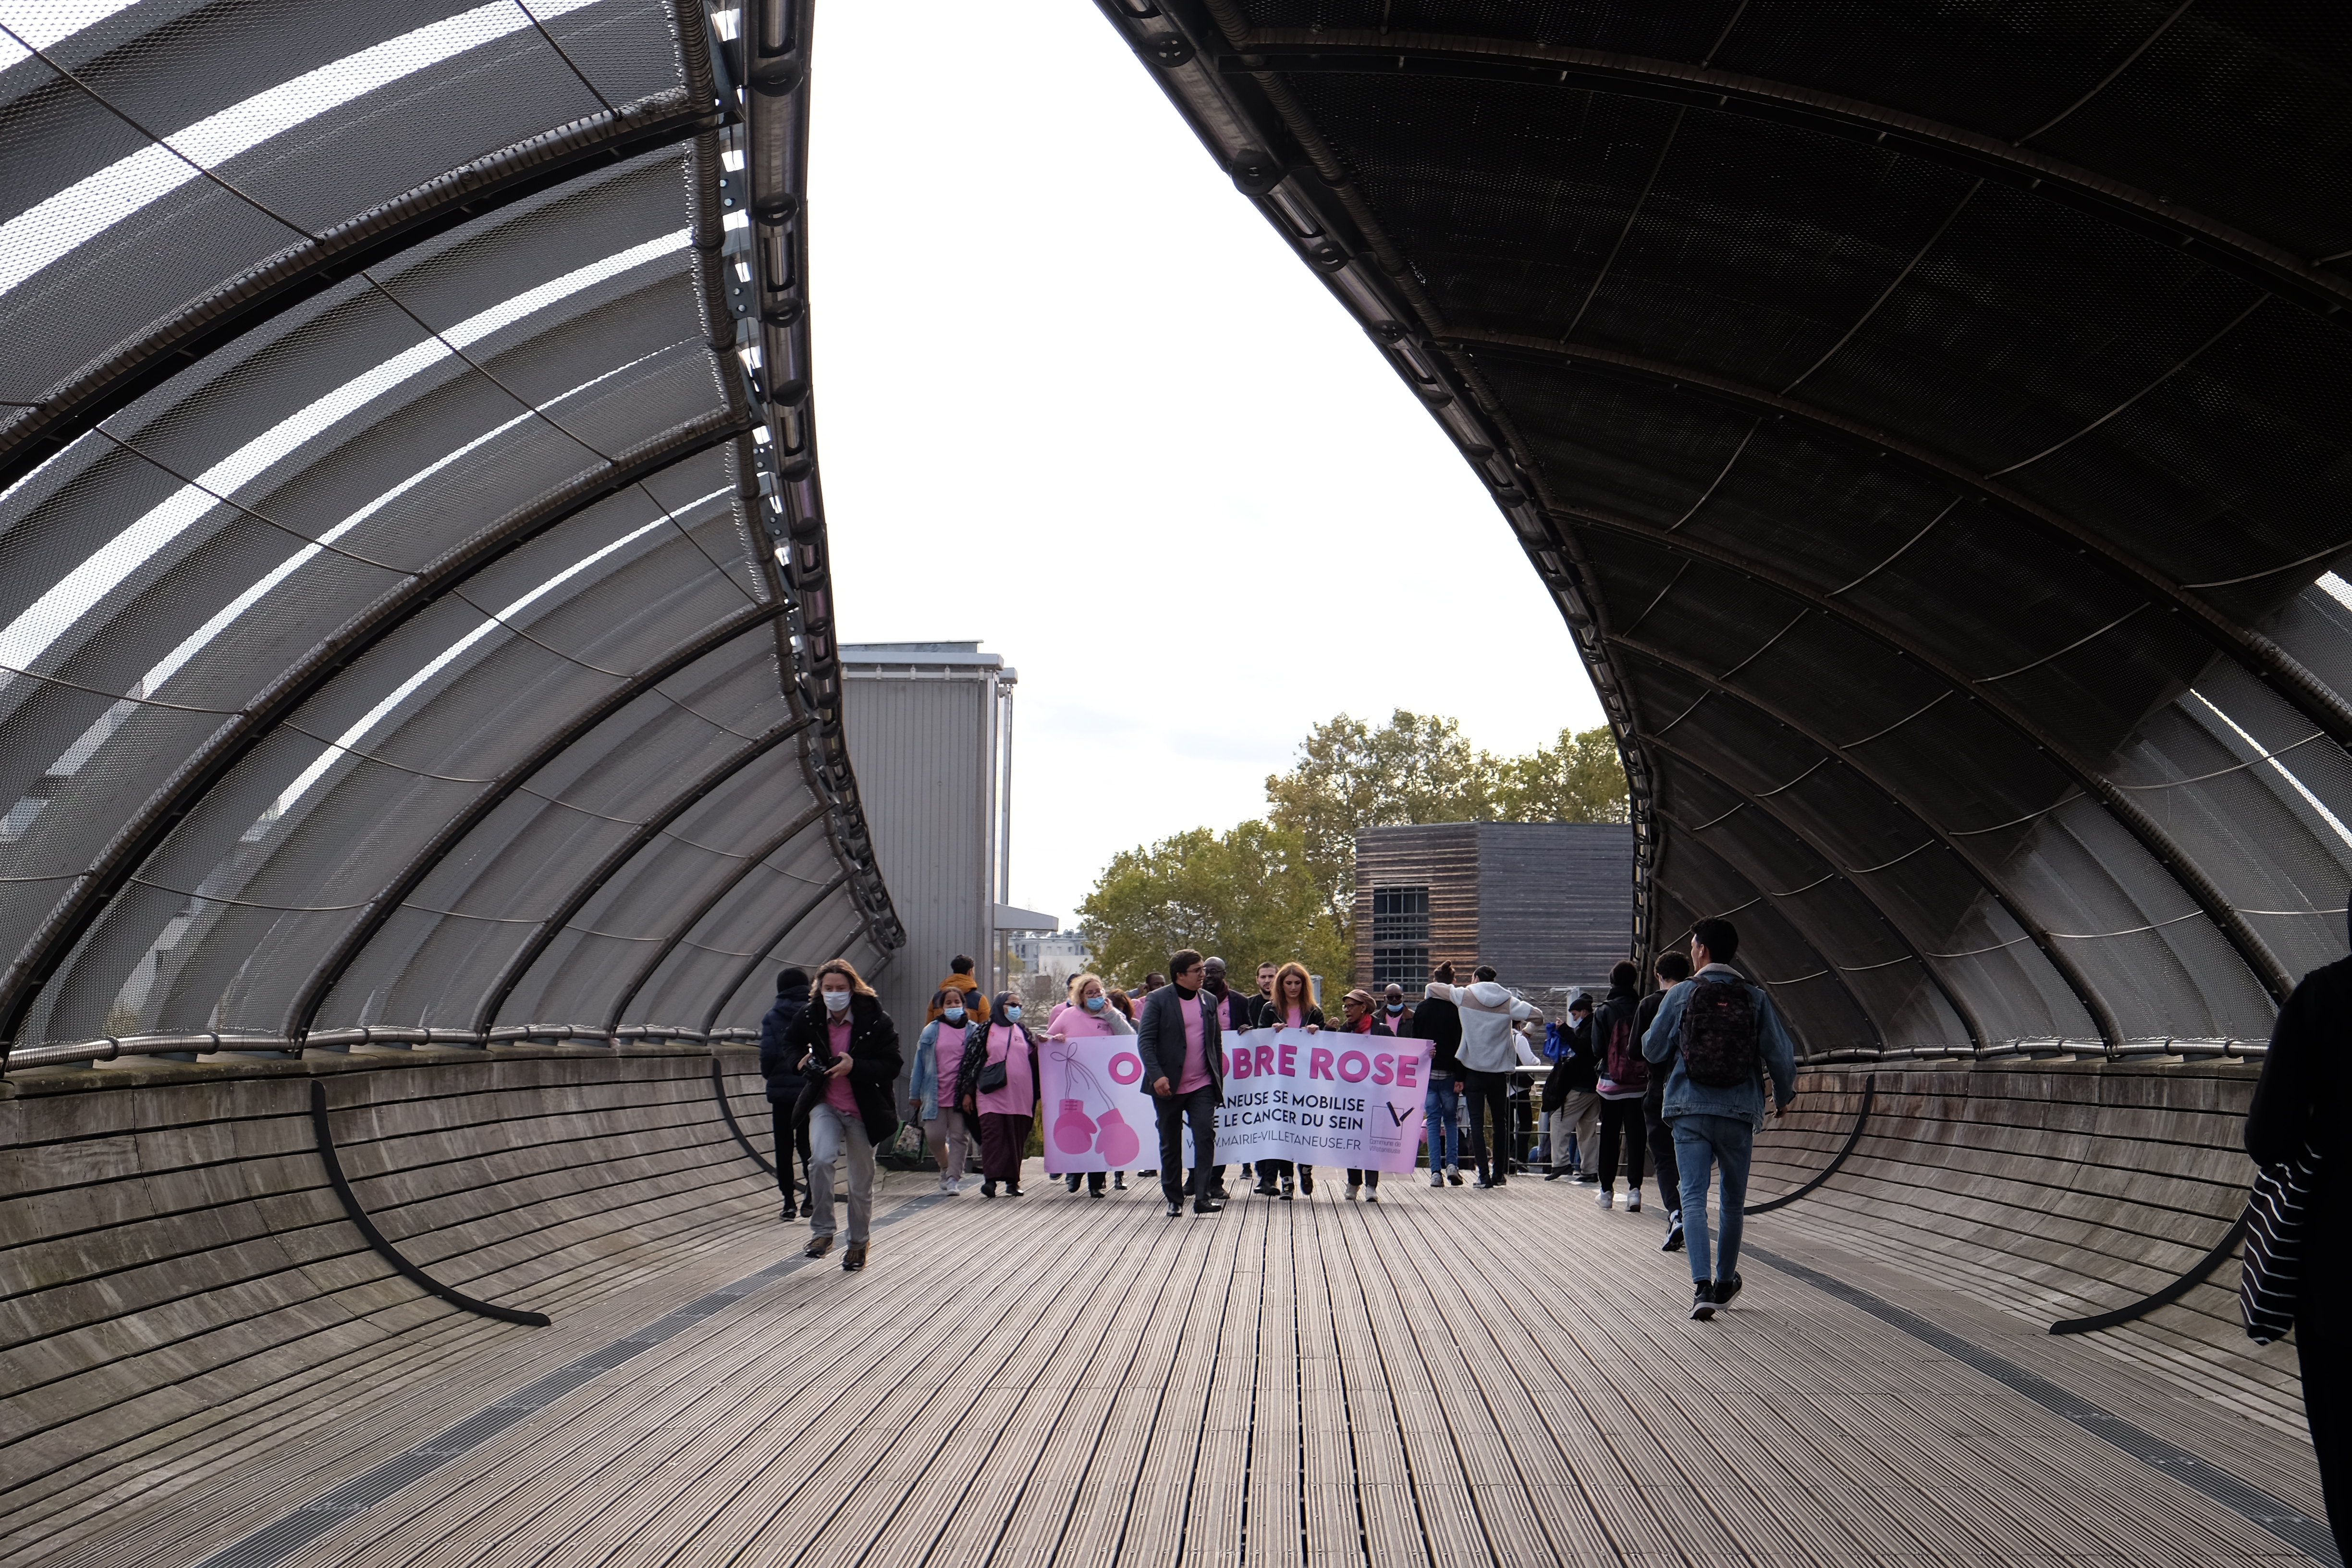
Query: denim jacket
1639 966 1797 1127
910 1019 950 1120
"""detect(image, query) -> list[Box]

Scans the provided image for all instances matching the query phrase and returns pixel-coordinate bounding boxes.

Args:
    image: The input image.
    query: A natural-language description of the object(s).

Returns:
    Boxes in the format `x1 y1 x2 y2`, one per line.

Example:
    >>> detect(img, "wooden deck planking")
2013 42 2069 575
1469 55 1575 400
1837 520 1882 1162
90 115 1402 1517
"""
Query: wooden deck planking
38 1160 2327 1568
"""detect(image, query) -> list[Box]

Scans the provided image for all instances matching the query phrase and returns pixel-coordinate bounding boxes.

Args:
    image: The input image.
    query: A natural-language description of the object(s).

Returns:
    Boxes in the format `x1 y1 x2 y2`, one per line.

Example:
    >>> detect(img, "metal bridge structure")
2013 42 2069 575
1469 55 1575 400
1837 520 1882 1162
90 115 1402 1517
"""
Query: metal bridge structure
0 0 899 1070
1095 0 2352 1061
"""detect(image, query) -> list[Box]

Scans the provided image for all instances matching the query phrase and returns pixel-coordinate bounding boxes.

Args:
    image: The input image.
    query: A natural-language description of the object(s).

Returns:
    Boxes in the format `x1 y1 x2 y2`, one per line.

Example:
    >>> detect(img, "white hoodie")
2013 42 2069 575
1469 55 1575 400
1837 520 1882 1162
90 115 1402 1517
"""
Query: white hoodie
1424 980 1537 1073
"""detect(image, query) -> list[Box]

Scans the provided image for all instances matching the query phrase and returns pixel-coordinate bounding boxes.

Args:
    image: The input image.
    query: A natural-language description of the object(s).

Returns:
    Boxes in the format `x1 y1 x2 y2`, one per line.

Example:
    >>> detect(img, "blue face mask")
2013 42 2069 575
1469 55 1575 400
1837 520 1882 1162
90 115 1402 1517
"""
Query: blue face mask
943 1007 965 1024
1083 995 1106 1013
1386 1002 1404 1014
1004 1004 1023 1023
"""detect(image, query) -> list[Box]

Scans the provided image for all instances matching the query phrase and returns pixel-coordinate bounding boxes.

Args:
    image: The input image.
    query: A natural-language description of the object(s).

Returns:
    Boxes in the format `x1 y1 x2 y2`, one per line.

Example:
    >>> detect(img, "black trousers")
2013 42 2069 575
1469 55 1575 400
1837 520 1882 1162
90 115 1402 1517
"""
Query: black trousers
1256 1159 1312 1186
770 1104 812 1198
1643 1083 1680 1207
1345 1169 1380 1188
1463 1070 1512 1171
1155 1085 1218 1204
1598 1097 1646 1187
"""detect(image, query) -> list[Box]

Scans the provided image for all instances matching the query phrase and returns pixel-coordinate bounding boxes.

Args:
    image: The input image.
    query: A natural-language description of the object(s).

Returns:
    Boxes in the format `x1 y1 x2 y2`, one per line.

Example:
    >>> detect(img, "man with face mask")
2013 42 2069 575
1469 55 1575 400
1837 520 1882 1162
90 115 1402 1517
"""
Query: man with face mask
1383 983 1415 1037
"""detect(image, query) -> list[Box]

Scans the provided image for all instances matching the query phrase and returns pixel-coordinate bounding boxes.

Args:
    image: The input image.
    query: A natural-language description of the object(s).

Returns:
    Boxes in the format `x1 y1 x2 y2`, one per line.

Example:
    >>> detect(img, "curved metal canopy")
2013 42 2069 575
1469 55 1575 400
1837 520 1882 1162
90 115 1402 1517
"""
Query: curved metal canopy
0 0 900 1066
1101 0 2352 1054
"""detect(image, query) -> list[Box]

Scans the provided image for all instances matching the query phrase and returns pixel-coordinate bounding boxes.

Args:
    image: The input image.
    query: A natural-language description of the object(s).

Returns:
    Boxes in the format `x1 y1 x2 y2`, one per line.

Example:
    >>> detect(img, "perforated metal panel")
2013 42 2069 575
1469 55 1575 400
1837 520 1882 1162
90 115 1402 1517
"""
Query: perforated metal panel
1102 0 2352 1057
0 0 898 1066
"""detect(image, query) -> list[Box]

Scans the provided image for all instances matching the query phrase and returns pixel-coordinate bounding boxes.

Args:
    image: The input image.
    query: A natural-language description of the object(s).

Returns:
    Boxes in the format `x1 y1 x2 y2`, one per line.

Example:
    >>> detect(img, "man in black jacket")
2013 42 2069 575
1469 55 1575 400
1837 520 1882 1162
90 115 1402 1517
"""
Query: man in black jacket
758 968 811 1220
1136 949 1225 1217
2249 901 2352 1563
1635 950 1693 1249
782 960 903 1270
1543 991 1600 1182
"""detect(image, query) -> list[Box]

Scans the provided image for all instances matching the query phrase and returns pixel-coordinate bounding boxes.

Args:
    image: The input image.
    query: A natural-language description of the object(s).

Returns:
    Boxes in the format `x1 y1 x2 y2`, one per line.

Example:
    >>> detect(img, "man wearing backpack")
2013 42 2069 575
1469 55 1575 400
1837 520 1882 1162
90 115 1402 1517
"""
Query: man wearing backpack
1641 919 1798 1321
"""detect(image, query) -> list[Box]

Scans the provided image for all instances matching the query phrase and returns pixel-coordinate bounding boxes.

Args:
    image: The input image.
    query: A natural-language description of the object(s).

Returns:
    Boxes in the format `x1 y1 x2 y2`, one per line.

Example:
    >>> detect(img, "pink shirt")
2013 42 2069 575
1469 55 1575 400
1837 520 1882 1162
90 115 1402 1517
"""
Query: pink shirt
824 1015 857 1114
978 1024 1035 1115
1056 1007 1121 1038
934 1019 965 1100
1286 1005 1303 1028
1177 993 1210 1093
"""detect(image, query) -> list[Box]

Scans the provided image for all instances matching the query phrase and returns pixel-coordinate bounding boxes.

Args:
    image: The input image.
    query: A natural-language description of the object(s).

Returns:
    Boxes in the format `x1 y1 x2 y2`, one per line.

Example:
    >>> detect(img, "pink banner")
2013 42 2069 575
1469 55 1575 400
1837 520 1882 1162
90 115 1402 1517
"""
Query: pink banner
1215 1028 1432 1173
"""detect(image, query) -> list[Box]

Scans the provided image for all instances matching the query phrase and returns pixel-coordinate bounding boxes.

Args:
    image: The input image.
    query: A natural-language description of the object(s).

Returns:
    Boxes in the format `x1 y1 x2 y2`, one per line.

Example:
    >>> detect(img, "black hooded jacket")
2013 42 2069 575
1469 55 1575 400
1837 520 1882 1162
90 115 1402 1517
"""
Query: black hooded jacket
757 980 809 1104
780 990 903 1145
2248 903 2352 1168
1411 992 1462 1075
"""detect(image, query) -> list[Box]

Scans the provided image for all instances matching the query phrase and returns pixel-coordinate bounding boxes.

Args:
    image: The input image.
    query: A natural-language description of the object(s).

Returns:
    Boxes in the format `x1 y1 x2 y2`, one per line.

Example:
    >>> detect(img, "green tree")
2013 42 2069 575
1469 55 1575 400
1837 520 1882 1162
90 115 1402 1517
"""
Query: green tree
1492 724 1631 825
1264 710 1629 947
1076 820 1347 991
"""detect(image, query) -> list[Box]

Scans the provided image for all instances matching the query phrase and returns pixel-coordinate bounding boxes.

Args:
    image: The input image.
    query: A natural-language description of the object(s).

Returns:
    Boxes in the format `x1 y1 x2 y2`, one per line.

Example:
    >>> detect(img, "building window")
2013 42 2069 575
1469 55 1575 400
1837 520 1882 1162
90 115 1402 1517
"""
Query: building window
1371 885 1429 987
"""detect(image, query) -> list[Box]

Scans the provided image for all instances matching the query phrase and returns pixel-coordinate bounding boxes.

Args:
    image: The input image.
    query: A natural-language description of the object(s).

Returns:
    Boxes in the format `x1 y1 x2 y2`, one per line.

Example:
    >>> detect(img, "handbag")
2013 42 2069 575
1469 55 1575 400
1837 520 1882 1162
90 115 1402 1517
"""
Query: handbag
2242 1143 2323 1345
975 1028 1013 1095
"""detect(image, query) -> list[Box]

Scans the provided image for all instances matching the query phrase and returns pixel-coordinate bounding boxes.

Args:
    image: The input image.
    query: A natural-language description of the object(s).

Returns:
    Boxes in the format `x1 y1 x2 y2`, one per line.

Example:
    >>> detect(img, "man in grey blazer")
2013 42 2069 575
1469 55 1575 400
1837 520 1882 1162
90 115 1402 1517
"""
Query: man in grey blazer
1135 948 1226 1216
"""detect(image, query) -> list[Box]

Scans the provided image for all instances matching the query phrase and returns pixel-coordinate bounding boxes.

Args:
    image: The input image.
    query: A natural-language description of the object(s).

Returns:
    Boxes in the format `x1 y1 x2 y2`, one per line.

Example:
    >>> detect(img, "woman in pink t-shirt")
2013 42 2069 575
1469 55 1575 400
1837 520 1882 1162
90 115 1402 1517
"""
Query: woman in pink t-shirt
956 991 1039 1198
1048 973 1136 1195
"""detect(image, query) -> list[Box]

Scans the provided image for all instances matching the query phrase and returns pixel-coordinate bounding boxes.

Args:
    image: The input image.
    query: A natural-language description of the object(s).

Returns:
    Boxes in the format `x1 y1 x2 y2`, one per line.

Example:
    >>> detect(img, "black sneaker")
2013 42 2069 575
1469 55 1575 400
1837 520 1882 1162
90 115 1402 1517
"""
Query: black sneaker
1066 1174 1082 1192
1714 1272 1743 1308
1446 1168 1463 1186
1661 1212 1686 1253
1491 1171 1507 1187
980 1181 996 1199
842 1241 868 1272
1165 1199 1183 1217
1299 1169 1315 1196
1689 1283 1715 1321
1472 1171 1494 1189
1544 1169 1565 1181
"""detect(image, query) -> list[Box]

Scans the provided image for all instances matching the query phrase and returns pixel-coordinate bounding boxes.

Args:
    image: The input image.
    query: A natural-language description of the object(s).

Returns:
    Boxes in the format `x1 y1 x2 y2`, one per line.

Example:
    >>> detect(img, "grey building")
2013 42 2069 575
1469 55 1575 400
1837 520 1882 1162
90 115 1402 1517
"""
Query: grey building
840 643 1026 1054
1352 823 1635 1003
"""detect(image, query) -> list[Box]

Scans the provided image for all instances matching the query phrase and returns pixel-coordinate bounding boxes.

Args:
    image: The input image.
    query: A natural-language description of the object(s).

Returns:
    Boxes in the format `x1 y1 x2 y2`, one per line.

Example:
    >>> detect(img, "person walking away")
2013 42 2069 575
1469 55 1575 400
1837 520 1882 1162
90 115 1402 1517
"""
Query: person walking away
2249 901 2352 1564
1194 957 1249 1200
1425 965 1536 1188
1251 961 1324 1199
758 968 814 1218
1637 951 1693 1250
1050 973 1135 1194
910 989 974 1195
784 960 902 1270
957 992 1040 1198
1641 919 1797 1319
1136 949 1226 1217
1414 964 1465 1187
930 956 990 1027
1591 961 1649 1212
1335 989 1391 1201
1543 992 1601 1183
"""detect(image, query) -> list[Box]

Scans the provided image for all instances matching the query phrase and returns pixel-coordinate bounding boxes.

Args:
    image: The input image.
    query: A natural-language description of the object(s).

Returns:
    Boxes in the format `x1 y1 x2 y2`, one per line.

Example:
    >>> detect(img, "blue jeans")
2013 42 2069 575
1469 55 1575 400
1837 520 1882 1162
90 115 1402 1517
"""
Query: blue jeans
1424 1074 1461 1168
1671 1114 1755 1287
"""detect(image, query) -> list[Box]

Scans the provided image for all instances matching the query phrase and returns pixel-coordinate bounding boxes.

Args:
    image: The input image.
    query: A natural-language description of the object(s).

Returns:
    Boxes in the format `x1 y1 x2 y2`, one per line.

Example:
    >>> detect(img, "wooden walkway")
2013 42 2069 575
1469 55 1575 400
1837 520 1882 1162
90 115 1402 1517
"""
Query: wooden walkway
50 1163 2334 1568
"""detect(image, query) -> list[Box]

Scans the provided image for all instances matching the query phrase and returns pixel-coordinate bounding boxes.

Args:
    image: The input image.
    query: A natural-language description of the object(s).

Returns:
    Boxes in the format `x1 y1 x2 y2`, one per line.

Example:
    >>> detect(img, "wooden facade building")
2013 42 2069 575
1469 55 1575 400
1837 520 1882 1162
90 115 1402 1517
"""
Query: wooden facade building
1351 822 1635 1001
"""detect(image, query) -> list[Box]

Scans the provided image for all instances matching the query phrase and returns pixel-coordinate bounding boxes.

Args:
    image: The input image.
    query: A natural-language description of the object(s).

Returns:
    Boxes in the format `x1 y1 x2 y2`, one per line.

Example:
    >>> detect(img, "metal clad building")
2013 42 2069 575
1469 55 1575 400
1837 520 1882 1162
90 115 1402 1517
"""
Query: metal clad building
839 643 1012 1056
1354 824 1635 1002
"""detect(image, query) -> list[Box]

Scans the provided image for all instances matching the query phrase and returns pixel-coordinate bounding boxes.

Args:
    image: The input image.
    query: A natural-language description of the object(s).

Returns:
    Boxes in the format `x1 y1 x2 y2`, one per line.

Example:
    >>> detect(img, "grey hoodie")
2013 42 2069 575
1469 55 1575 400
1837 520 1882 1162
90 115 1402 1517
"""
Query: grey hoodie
1423 980 1537 1073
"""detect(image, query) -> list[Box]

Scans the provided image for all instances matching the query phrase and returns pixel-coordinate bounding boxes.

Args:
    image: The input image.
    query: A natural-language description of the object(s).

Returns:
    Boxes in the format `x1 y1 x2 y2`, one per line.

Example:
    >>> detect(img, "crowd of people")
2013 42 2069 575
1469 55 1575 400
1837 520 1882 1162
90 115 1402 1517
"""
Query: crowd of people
751 921 1798 1320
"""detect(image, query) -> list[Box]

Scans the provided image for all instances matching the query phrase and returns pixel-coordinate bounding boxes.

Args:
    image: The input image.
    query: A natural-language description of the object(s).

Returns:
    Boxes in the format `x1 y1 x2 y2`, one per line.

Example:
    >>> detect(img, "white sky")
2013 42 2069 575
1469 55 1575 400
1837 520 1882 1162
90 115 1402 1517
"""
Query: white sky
808 3 1602 926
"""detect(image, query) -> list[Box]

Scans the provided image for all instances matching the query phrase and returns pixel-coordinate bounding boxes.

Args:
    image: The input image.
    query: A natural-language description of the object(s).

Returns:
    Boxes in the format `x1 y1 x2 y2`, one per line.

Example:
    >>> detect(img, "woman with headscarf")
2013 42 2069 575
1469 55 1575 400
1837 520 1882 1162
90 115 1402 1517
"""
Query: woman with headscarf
1049 972 1136 1194
1252 961 1324 1200
909 987 976 1195
957 990 1039 1198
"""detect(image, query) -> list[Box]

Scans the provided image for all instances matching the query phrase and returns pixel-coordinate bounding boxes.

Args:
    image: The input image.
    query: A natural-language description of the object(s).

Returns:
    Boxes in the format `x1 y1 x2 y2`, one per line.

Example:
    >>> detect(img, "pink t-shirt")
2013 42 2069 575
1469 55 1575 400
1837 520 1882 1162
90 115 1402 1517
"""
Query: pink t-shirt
1056 1006 1121 1038
824 1015 857 1114
978 1024 1034 1115
934 1019 964 1101
1177 993 1210 1093
1286 1005 1303 1028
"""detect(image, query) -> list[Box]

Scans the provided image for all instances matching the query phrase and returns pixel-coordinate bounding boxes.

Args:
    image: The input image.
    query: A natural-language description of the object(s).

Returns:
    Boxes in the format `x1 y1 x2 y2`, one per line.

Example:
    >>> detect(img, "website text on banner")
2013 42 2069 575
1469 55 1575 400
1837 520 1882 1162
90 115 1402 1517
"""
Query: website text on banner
1220 1028 1432 1173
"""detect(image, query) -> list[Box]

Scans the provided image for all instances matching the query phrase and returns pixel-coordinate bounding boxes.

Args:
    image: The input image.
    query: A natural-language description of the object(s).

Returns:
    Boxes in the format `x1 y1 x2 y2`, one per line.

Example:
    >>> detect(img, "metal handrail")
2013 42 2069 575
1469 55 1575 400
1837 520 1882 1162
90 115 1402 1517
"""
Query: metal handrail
3 1023 761 1074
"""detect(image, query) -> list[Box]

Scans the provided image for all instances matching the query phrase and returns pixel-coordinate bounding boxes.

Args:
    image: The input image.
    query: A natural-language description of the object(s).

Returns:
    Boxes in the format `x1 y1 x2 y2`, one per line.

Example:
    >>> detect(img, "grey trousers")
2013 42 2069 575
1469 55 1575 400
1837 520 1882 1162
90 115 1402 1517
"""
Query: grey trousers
923 1108 970 1182
808 1103 876 1244
1546 1091 1601 1175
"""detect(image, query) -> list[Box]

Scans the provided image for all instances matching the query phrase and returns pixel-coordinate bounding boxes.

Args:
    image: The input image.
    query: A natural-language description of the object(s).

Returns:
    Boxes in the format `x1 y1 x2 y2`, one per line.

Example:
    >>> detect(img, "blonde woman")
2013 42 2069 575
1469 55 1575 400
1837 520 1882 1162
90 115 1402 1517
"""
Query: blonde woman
1253 961 1324 1200
783 958 902 1270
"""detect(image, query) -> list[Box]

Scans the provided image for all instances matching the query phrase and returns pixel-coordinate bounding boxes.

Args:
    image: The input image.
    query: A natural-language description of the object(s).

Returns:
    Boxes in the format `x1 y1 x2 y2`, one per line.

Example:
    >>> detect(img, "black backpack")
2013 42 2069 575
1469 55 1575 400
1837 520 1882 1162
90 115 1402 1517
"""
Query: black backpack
1675 979 1760 1088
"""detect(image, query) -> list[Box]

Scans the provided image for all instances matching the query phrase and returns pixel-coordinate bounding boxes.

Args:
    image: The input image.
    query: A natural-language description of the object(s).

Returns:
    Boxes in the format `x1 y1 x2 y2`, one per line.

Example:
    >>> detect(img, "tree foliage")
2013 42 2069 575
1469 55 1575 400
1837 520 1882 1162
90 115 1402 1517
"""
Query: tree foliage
1076 711 1628 989
1265 710 1628 937
1076 820 1347 990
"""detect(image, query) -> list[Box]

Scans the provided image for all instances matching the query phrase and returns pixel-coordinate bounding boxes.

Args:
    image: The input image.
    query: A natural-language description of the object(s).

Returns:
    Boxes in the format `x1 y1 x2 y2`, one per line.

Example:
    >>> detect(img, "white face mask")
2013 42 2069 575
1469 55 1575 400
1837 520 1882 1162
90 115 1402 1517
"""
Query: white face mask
822 989 852 1012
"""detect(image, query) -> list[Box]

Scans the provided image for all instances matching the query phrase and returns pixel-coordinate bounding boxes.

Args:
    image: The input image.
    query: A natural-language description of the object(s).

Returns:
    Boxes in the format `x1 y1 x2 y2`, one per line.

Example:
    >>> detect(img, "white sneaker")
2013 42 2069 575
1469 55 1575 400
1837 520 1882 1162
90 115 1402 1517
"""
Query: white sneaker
1365 1191 1380 1204
1429 1169 1444 1188
1596 1186 1614 1210
1627 1189 1642 1213
1346 1183 1360 1200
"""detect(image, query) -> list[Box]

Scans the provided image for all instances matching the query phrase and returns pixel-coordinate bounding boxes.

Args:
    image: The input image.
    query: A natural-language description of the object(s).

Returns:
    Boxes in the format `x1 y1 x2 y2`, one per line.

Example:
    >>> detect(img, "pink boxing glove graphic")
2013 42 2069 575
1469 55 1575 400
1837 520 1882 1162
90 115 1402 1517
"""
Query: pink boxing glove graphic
1093 1107 1140 1166
1052 1098 1099 1154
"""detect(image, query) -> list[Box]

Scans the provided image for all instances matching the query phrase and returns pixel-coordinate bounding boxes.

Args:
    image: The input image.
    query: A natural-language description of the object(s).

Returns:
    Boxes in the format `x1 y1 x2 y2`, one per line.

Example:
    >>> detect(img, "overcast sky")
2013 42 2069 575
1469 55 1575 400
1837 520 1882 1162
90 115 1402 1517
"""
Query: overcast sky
808 4 1603 927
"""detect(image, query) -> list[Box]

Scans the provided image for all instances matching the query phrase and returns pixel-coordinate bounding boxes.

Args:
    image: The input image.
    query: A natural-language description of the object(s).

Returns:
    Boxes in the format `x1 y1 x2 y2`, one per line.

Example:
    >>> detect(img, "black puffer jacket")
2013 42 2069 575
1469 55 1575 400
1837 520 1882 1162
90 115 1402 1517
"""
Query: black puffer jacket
780 991 903 1145
1411 992 1462 1075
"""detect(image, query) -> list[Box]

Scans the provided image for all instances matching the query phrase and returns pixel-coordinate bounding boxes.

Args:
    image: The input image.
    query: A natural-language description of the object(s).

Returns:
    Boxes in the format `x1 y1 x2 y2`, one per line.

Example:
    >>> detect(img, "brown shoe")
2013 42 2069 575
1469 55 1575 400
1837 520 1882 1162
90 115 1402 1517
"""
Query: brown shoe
804 1234 833 1259
842 1241 869 1272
